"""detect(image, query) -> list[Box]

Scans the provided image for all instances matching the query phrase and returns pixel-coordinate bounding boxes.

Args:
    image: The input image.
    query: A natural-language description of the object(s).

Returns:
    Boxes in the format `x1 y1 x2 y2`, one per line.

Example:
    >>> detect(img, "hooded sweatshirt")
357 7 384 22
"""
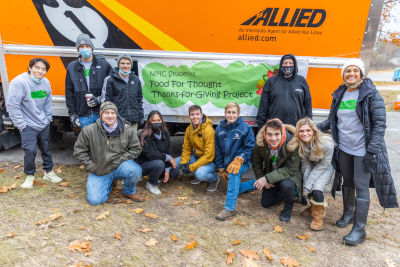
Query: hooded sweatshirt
256 54 312 127
6 72 52 131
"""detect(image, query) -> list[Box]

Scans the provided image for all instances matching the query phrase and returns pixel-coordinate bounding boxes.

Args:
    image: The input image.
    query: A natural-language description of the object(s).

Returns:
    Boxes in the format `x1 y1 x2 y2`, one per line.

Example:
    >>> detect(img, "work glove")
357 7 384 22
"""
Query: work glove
87 96 101 107
70 114 81 127
181 163 191 174
218 169 228 182
227 157 243 175
364 151 377 173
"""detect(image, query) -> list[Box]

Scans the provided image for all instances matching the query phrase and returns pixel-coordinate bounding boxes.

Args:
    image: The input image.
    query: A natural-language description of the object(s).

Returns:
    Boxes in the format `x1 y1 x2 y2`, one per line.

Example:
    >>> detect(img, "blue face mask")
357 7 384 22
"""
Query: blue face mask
30 75 43 84
79 48 92 59
119 69 131 76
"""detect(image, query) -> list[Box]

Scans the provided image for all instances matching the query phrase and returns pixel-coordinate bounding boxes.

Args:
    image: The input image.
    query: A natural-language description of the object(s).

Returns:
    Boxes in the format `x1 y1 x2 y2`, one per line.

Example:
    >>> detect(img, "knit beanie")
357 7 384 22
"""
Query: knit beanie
117 54 133 66
341 58 365 78
100 101 118 115
76 33 94 50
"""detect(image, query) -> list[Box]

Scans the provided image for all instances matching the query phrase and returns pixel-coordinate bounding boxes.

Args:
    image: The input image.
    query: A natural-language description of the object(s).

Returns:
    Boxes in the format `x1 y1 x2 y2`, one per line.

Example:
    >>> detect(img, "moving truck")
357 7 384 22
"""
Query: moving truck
0 0 384 149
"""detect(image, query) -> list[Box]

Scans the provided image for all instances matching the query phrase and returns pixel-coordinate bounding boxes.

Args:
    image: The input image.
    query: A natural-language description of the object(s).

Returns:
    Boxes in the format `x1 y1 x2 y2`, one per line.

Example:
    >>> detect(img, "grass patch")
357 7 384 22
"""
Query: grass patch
380 90 400 112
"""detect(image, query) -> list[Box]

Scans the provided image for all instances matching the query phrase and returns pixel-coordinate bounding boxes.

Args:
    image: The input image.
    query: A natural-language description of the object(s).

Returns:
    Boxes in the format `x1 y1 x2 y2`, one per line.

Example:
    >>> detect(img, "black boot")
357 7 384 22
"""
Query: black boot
279 202 293 222
343 198 369 246
336 187 355 228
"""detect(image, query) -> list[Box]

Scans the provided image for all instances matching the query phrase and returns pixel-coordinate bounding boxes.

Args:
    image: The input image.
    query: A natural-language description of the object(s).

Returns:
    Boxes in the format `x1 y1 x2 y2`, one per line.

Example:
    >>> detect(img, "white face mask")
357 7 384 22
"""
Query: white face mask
30 75 43 84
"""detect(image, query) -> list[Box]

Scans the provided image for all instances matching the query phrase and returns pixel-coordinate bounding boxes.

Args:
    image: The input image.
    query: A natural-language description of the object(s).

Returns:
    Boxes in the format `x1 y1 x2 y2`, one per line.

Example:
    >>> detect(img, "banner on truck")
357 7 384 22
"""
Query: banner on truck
138 59 309 117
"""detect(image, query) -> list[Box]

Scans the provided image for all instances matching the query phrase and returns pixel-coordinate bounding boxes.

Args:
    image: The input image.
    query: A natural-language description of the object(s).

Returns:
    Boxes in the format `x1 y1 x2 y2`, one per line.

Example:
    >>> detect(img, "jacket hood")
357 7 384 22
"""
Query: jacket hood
191 115 213 132
333 78 377 101
279 54 298 80
256 124 296 152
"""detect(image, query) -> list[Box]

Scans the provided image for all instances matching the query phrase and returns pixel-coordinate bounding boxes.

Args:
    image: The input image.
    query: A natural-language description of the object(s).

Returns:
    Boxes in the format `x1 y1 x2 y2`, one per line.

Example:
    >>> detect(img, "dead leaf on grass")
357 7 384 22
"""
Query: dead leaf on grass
280 256 300 267
224 250 235 265
0 183 17 194
145 213 158 219
5 232 15 238
56 165 64 174
83 236 93 241
68 240 91 253
297 234 310 240
171 234 178 242
118 199 133 204
80 227 88 230
232 240 242 245
145 195 150 200
232 218 247 226
59 182 70 187
114 233 122 240
241 257 260 267
0 168 5 173
384 258 397 267
139 228 152 233
13 163 24 169
95 210 110 220
35 213 63 226
79 165 85 170
14 175 21 179
190 234 195 240
173 201 184 206
274 225 284 233
189 210 196 217
162 191 169 196
73 209 82 213
306 245 316 252
145 238 158 247
178 185 183 190
177 196 188 200
185 241 198 250
69 193 78 198
68 261 93 267
131 208 144 214
240 250 259 260
263 248 273 261
33 179 46 187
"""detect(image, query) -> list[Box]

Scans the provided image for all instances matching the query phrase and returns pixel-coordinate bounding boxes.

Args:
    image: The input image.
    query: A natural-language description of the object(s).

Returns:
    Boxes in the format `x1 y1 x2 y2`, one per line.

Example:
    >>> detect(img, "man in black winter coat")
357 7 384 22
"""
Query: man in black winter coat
256 54 312 127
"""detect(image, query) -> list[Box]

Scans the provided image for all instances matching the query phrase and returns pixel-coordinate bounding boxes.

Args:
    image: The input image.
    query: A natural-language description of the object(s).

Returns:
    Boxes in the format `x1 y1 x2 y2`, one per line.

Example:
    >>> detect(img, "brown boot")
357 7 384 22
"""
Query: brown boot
215 209 236 221
310 198 328 231
301 206 311 217
125 192 145 202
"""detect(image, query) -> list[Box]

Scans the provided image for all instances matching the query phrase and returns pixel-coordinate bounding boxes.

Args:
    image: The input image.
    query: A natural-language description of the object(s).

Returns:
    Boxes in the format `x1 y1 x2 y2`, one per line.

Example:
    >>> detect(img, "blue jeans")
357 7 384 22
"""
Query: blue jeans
175 154 218 183
79 113 100 129
86 160 142 205
225 162 256 211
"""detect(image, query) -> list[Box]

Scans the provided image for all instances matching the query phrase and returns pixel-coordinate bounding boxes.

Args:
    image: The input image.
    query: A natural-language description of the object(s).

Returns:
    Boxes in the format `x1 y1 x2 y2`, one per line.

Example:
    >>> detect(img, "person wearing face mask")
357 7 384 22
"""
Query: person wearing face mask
136 111 179 195
65 33 112 129
102 54 143 130
318 58 398 246
6 58 62 188
256 54 312 127
214 102 256 220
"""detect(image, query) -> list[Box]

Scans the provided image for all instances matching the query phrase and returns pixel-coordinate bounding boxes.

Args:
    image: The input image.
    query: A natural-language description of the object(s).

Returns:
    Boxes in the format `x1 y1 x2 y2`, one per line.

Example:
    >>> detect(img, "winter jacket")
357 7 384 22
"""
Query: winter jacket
215 117 255 169
318 78 398 208
6 73 52 131
65 55 112 116
181 115 215 172
288 134 334 193
252 124 302 194
136 130 172 166
103 68 144 124
73 116 141 176
256 54 312 127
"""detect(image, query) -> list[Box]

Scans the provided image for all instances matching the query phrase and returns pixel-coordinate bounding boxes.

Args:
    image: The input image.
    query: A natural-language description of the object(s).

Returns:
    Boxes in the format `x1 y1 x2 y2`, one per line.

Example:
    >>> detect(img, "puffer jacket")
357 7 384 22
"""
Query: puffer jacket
136 130 172 165
65 55 112 116
73 116 141 176
252 124 302 194
215 117 255 169
103 68 143 124
318 78 398 208
181 115 215 172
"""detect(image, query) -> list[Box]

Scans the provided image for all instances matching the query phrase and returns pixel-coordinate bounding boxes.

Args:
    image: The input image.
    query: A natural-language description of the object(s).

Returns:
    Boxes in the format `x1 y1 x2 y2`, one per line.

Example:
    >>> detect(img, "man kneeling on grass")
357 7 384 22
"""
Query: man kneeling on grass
252 118 302 222
73 101 144 205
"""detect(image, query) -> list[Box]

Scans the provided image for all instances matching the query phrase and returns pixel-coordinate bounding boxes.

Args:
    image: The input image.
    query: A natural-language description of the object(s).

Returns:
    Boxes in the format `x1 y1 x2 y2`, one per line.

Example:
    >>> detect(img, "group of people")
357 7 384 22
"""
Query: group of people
5 33 398 247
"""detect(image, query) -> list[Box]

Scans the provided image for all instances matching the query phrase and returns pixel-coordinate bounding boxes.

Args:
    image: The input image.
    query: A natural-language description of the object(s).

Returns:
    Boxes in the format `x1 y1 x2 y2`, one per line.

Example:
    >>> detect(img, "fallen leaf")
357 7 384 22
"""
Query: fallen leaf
177 196 188 200
240 250 259 260
14 175 21 179
225 250 235 265
73 209 82 214
145 238 158 247
139 228 152 233
185 241 198 250
232 240 242 245
56 165 64 174
178 185 183 190
68 261 92 267
171 234 178 242
95 210 110 220
131 208 144 214
232 218 247 226
297 234 310 240
35 213 63 226
173 201 184 206
80 227 88 230
114 233 122 240
145 195 150 200
145 213 158 219
13 163 24 169
162 191 169 196
79 165 85 170
6 232 15 238
306 245 316 253
83 236 93 241
263 248 273 261
84 251 92 256
189 210 196 217
68 240 91 253
0 168 5 172
190 234 195 240
384 258 397 267
280 256 300 267
274 225 284 233
59 182 70 187
241 257 260 267
69 193 78 198
33 179 46 187
58 223 67 227
118 199 133 204
0 183 17 194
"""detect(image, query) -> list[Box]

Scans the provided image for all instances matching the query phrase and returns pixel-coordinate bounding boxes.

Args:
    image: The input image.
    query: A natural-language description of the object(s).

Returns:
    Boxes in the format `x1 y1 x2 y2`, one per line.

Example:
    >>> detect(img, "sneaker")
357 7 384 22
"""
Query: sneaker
43 170 62 183
21 175 35 189
216 209 236 221
191 178 201 185
206 176 220 192
146 181 161 195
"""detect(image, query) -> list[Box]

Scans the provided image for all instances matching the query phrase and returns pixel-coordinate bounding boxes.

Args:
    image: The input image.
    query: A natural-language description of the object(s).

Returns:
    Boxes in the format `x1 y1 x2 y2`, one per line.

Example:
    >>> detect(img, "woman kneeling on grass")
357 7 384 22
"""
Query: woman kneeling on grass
136 111 179 195
215 102 256 220
290 117 334 230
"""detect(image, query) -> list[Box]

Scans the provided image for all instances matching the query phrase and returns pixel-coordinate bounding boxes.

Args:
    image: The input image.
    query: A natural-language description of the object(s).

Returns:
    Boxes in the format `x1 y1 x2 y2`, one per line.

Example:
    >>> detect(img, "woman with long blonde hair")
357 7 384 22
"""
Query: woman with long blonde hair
289 117 334 230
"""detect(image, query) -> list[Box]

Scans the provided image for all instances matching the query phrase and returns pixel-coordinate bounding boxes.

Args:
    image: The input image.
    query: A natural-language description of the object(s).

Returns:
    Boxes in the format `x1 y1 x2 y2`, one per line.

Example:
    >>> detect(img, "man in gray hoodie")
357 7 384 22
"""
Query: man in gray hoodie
6 58 62 188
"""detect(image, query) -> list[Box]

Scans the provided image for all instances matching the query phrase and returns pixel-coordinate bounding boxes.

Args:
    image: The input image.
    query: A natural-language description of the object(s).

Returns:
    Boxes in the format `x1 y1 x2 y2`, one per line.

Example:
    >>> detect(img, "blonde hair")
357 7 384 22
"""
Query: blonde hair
294 117 331 161
225 102 240 114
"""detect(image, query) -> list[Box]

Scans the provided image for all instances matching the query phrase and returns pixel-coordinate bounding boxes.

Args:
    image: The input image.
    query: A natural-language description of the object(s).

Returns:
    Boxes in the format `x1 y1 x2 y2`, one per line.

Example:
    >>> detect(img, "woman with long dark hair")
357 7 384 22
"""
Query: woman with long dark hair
136 110 179 195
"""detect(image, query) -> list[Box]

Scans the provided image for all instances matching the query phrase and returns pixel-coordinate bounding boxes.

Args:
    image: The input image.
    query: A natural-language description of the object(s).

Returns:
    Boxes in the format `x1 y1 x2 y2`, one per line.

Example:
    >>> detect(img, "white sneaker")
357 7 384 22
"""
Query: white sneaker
21 175 35 188
146 181 161 195
43 170 62 183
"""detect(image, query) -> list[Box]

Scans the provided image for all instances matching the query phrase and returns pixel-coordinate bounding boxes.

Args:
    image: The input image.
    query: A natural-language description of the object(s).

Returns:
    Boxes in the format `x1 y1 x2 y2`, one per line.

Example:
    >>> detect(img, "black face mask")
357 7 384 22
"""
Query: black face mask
151 123 163 131
281 66 295 76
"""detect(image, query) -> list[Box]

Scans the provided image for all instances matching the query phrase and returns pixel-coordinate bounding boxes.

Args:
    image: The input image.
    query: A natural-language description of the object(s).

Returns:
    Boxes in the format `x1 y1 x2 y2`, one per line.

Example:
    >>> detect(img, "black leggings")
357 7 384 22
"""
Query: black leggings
338 150 371 200
141 160 180 185
308 190 324 202
261 179 296 208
